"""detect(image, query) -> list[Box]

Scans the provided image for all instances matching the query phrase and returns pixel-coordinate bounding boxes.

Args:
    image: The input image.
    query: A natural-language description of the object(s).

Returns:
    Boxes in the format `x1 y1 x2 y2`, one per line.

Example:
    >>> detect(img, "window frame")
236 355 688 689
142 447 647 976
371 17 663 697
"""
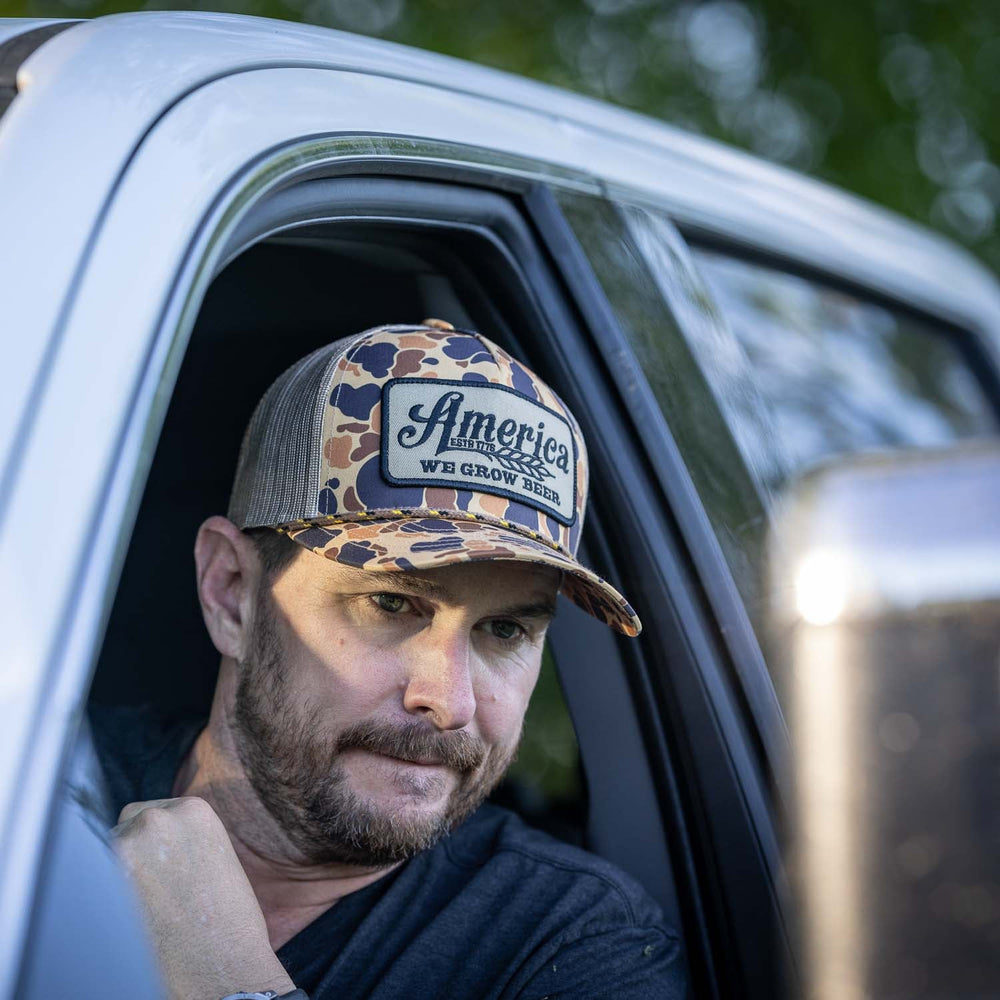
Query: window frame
524 187 791 997
92 171 689 922
0 122 609 996
188 169 703 935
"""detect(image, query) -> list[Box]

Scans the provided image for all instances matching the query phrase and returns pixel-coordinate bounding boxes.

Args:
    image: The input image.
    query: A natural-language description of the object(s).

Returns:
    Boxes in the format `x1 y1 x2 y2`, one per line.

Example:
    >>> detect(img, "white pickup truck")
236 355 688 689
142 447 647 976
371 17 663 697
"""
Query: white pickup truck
1 13 998 999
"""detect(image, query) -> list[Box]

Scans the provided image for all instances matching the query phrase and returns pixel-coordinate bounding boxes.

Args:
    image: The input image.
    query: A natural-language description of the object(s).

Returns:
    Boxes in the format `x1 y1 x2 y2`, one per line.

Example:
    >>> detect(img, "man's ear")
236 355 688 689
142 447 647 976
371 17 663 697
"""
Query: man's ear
194 516 262 660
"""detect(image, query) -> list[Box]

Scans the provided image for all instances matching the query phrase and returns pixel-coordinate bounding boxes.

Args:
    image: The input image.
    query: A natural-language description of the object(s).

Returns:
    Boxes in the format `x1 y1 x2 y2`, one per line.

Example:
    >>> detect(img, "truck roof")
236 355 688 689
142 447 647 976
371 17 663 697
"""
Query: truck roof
2 11 998 336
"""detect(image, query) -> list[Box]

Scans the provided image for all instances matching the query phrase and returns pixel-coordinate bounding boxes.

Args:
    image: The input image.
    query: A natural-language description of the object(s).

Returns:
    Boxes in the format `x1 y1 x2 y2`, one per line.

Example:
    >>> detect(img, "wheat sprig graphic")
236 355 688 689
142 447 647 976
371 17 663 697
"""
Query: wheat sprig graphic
492 446 555 481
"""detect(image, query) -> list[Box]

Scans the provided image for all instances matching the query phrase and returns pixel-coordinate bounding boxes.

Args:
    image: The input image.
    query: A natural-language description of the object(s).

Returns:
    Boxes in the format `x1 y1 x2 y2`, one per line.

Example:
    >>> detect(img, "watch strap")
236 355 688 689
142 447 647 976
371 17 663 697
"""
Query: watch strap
219 990 309 1000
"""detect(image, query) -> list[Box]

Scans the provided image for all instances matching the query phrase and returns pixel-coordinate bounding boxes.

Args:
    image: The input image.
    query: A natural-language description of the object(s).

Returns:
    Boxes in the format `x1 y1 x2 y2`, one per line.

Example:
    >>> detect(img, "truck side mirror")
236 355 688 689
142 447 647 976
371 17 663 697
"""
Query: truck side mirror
768 445 1000 1000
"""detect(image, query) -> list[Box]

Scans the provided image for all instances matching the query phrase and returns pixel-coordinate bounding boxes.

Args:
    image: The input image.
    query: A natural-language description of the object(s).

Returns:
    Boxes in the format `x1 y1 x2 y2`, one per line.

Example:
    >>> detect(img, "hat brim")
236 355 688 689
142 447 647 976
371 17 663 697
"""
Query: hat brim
280 512 641 637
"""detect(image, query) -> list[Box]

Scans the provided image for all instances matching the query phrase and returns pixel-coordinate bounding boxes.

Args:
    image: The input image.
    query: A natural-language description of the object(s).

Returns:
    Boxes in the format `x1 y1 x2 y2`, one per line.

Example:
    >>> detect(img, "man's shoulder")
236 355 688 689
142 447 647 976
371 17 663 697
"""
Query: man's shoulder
439 803 668 932
391 804 686 997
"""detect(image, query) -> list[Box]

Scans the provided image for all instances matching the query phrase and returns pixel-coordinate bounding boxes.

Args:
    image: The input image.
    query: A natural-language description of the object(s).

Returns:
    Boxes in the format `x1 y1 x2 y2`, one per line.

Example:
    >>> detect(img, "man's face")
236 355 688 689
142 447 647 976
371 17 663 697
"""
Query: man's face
232 549 559 867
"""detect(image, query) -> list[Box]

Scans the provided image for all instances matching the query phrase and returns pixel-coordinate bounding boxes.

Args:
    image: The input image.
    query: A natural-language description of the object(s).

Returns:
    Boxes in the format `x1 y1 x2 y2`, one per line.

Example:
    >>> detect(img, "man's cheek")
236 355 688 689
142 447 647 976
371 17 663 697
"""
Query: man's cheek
474 701 530 757
481 668 536 715
328 651 409 706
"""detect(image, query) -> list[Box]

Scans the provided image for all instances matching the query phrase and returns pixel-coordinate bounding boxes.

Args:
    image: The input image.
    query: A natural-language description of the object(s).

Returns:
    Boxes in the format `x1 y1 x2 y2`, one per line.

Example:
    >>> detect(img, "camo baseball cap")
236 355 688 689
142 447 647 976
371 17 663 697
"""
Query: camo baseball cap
228 320 641 636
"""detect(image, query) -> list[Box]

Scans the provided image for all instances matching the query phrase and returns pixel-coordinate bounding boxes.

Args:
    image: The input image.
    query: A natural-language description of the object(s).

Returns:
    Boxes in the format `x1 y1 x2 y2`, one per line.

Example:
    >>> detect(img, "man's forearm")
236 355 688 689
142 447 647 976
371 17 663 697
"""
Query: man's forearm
113 796 297 1000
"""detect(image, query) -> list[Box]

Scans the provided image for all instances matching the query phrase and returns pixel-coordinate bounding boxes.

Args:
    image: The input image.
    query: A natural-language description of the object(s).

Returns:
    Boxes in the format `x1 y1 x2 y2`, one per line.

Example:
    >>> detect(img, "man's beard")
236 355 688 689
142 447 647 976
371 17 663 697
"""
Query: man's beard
232 588 519 867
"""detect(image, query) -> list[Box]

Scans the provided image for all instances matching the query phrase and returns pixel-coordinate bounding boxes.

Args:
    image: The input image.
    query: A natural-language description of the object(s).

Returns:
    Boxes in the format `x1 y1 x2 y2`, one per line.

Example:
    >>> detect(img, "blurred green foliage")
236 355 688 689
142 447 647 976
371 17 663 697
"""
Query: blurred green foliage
505 644 580 804
5 0 998 273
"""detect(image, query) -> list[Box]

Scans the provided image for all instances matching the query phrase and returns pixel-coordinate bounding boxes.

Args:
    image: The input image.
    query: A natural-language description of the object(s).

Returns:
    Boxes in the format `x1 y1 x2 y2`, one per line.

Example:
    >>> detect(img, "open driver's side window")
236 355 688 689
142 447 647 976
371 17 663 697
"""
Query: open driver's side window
90 200 587 842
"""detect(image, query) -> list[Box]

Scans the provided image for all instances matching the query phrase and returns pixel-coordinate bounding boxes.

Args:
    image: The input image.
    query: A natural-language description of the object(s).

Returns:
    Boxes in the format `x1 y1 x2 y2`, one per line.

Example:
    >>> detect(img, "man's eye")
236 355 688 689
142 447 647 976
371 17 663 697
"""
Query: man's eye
489 619 523 641
372 593 410 614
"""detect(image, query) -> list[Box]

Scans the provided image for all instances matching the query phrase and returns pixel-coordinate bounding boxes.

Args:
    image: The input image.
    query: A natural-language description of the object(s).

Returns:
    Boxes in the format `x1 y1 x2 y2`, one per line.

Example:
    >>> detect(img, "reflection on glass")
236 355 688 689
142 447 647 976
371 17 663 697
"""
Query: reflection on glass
560 196 775 637
793 548 849 626
693 250 998 497
626 212 792 505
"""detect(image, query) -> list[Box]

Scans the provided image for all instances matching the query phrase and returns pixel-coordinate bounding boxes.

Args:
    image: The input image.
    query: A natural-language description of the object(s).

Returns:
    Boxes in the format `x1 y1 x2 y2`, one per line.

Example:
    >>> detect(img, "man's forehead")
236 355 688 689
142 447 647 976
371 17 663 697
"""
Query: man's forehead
313 557 561 602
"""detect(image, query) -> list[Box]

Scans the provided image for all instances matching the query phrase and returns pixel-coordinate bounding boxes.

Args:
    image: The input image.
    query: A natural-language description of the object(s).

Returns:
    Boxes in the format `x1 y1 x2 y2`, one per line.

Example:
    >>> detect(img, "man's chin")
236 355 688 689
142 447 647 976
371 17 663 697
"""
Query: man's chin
303 789 460 867
340 747 459 804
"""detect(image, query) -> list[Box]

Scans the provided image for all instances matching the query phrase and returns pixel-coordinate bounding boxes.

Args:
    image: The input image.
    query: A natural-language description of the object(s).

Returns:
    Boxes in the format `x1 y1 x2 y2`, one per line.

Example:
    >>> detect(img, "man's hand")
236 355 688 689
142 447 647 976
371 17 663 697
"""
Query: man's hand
113 796 296 1000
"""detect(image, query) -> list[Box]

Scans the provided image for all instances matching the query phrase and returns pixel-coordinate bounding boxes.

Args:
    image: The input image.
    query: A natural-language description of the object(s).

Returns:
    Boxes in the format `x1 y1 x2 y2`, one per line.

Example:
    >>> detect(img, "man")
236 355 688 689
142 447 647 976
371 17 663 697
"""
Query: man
96 320 686 999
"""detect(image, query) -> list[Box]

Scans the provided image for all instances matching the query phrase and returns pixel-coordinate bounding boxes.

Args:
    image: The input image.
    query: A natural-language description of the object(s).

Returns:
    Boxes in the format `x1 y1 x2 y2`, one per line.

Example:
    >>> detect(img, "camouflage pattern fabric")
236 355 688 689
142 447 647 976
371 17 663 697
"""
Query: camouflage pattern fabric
282 512 640 637
247 320 641 636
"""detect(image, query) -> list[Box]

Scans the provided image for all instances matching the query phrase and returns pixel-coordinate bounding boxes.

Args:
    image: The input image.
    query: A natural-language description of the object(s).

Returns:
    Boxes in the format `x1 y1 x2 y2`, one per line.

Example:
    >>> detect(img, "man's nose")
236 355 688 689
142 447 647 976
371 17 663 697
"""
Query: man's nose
401 629 477 731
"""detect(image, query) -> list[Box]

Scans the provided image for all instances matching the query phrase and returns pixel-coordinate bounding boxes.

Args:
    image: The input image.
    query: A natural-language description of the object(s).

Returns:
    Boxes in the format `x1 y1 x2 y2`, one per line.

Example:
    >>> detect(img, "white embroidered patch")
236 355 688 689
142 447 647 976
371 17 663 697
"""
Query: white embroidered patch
382 379 577 524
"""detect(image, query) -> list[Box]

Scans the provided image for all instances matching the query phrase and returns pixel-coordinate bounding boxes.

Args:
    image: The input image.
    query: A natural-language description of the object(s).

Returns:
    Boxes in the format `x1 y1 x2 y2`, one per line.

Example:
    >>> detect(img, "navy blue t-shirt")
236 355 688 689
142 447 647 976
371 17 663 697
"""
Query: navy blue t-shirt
91 706 686 999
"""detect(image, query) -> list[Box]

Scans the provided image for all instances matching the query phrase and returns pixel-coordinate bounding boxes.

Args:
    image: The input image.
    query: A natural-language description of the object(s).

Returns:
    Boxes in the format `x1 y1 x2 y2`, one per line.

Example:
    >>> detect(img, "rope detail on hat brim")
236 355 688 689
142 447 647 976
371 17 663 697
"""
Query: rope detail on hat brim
273 508 573 559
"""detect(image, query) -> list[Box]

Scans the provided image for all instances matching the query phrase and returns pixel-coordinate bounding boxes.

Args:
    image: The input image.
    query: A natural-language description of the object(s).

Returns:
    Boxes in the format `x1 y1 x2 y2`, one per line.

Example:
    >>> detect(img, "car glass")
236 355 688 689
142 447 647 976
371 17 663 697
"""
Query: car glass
557 193 1000 711
690 248 999 495
16 721 166 997
555 191 773 646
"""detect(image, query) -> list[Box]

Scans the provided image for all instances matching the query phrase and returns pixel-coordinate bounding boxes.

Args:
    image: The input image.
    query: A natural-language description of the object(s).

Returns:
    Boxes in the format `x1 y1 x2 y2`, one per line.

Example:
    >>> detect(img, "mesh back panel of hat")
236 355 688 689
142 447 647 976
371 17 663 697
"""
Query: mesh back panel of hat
228 334 360 527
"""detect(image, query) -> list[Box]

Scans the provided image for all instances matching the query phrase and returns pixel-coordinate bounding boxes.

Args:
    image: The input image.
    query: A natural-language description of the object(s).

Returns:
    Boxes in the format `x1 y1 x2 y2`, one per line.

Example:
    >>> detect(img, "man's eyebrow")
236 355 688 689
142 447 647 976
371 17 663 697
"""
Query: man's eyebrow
342 569 557 618
347 569 448 598
488 600 558 622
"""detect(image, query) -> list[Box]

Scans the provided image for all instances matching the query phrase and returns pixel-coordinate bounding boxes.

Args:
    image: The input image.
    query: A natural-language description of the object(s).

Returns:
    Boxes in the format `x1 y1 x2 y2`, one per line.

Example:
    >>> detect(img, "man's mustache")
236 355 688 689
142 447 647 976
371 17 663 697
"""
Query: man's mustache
336 720 486 773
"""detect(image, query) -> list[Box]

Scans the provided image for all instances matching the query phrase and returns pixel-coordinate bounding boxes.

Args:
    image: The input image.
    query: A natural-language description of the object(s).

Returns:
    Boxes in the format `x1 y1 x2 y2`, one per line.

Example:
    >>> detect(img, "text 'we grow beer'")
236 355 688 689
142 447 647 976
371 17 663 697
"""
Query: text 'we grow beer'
382 380 577 524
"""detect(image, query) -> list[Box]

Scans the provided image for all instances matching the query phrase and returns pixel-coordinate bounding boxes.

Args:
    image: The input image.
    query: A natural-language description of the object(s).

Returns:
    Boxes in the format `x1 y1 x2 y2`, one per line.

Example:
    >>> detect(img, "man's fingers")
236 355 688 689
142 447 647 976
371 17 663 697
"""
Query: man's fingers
117 798 180 827
114 796 223 846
